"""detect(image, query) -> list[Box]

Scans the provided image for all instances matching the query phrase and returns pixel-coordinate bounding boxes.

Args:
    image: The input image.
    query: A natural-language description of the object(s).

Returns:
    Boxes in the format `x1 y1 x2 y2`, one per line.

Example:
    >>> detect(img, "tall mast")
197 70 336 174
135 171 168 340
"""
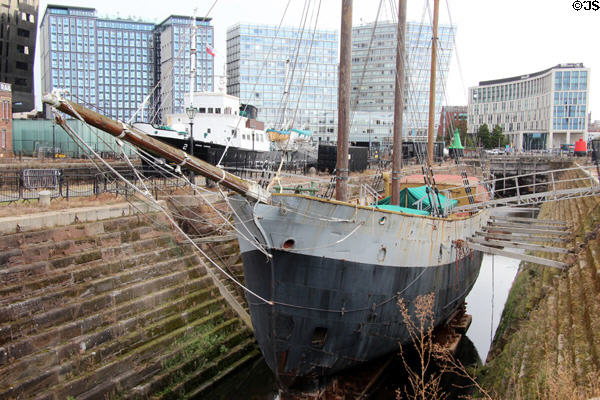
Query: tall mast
189 10 197 103
426 0 440 167
336 0 352 202
391 0 407 206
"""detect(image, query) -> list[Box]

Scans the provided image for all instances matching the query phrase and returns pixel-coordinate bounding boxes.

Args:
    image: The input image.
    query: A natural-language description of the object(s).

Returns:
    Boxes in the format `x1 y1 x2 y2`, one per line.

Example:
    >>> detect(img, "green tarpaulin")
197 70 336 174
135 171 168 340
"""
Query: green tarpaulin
375 185 457 212
370 204 430 216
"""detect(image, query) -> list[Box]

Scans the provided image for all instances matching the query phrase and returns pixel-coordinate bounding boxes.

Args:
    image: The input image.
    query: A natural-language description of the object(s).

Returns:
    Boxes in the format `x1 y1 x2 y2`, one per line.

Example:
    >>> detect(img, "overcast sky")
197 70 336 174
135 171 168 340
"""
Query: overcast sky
35 0 600 119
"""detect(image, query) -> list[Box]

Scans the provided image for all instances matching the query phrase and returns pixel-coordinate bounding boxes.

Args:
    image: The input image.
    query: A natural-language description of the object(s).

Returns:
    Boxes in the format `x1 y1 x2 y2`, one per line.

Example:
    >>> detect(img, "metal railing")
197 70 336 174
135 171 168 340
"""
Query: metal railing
0 167 188 203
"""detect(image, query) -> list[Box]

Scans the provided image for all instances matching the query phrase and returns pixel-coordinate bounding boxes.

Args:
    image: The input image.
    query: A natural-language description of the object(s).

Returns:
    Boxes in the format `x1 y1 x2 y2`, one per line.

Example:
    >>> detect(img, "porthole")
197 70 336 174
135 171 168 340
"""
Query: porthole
377 247 387 262
282 238 295 249
311 327 328 348
379 216 387 225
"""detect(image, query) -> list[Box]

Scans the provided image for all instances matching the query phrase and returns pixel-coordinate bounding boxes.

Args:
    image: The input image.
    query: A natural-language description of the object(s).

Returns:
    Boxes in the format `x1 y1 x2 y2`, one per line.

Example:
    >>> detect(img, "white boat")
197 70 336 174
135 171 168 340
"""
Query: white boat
133 91 271 166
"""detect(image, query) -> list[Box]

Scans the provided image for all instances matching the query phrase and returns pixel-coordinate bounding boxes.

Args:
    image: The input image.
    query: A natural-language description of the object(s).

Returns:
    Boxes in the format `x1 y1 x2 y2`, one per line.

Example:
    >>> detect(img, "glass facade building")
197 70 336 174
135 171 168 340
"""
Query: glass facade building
40 5 214 123
226 23 338 140
468 63 590 150
350 21 455 143
155 16 213 119
96 19 154 122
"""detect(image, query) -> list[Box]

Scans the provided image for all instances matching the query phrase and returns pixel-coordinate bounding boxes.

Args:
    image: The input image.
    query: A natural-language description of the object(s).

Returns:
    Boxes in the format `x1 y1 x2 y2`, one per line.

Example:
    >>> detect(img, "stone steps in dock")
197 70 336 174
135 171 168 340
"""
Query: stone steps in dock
194 237 250 316
0 206 256 399
125 324 257 400
0 239 198 346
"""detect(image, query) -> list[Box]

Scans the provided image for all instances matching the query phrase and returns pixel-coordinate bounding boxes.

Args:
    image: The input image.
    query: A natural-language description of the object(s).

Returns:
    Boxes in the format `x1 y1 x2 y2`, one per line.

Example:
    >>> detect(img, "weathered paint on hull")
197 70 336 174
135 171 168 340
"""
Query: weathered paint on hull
241 248 482 386
230 193 488 386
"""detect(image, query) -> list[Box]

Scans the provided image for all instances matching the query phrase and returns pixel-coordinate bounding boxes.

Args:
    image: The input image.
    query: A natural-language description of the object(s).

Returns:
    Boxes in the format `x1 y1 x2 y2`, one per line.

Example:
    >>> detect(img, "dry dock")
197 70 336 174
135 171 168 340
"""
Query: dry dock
478 166 600 399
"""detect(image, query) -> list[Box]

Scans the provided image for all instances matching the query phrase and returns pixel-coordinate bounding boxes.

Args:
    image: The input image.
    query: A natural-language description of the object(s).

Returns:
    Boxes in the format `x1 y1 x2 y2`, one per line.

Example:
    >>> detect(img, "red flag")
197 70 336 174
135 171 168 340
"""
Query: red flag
206 44 215 57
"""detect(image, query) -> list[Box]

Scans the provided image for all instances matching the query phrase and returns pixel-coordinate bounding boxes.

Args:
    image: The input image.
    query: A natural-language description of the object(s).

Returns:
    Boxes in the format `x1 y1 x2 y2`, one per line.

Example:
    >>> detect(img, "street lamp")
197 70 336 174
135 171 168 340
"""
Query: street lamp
185 106 197 184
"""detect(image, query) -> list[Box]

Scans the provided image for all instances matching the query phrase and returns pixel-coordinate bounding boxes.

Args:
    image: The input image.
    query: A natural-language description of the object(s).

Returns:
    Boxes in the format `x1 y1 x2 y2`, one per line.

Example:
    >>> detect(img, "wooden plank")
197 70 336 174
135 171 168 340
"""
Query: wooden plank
491 215 567 226
467 240 566 269
489 221 569 231
469 236 571 254
483 225 570 236
492 207 540 212
192 234 237 243
475 231 570 244
491 216 569 230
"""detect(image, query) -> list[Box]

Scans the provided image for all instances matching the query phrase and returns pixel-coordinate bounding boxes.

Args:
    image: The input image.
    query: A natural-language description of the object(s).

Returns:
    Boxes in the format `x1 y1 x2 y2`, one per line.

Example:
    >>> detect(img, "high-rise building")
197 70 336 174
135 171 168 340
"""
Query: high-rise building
0 0 39 113
350 21 455 144
39 5 213 123
95 18 155 122
0 82 13 157
468 63 590 150
155 15 214 120
226 23 338 141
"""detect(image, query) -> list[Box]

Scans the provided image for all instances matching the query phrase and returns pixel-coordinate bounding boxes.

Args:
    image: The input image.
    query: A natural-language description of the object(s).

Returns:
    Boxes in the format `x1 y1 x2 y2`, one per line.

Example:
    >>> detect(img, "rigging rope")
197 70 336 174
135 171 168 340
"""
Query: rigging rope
268 0 322 193
128 146 272 256
216 0 293 166
53 103 275 305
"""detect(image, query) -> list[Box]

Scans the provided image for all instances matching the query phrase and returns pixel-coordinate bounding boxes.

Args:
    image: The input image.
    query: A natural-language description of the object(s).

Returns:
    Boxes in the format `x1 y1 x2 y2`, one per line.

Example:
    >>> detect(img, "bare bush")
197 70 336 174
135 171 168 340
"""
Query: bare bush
396 292 492 400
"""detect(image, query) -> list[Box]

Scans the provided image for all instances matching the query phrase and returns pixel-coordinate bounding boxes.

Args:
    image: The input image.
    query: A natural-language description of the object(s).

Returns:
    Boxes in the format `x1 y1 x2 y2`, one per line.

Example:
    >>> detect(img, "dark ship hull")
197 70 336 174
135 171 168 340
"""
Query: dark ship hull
143 134 316 171
140 134 267 168
230 193 487 387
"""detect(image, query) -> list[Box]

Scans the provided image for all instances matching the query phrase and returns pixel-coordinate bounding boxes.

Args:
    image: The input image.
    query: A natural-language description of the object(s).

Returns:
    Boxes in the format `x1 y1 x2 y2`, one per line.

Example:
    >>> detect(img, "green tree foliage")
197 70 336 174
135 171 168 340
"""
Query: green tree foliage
436 131 450 146
477 124 491 148
491 124 506 148
477 124 506 149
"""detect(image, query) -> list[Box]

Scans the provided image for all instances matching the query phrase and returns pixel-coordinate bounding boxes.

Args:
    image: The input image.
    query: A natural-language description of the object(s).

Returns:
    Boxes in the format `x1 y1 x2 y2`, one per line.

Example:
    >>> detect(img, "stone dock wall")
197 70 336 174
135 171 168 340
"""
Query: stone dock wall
0 201 258 399
479 166 600 399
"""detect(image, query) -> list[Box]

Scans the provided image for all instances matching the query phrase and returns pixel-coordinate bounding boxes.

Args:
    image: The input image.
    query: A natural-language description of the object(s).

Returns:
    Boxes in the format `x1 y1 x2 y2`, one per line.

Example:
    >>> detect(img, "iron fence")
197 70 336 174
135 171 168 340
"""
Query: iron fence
0 156 314 203
0 167 189 203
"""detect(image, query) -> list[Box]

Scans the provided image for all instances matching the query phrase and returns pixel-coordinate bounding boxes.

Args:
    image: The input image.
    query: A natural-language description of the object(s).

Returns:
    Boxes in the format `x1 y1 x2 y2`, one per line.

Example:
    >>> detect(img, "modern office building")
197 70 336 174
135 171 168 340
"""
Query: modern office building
437 105 467 140
0 0 39 113
348 111 393 148
0 82 13 157
468 63 590 150
40 5 214 123
155 15 213 119
226 23 338 141
350 21 455 143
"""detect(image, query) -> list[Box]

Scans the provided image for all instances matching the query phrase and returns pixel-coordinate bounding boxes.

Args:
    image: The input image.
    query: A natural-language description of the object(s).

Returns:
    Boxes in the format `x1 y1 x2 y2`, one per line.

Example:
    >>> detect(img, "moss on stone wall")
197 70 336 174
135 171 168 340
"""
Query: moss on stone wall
477 168 600 399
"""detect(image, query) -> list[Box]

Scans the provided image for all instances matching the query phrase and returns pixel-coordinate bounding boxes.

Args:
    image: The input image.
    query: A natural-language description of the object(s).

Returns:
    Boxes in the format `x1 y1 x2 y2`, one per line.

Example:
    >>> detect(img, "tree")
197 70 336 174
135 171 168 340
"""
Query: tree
436 131 450 147
491 124 506 148
477 124 491 149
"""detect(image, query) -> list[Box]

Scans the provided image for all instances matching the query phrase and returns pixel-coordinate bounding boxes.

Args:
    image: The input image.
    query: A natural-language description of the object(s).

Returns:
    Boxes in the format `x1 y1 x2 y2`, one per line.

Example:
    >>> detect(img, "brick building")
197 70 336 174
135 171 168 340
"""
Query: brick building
438 105 467 140
0 82 13 157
